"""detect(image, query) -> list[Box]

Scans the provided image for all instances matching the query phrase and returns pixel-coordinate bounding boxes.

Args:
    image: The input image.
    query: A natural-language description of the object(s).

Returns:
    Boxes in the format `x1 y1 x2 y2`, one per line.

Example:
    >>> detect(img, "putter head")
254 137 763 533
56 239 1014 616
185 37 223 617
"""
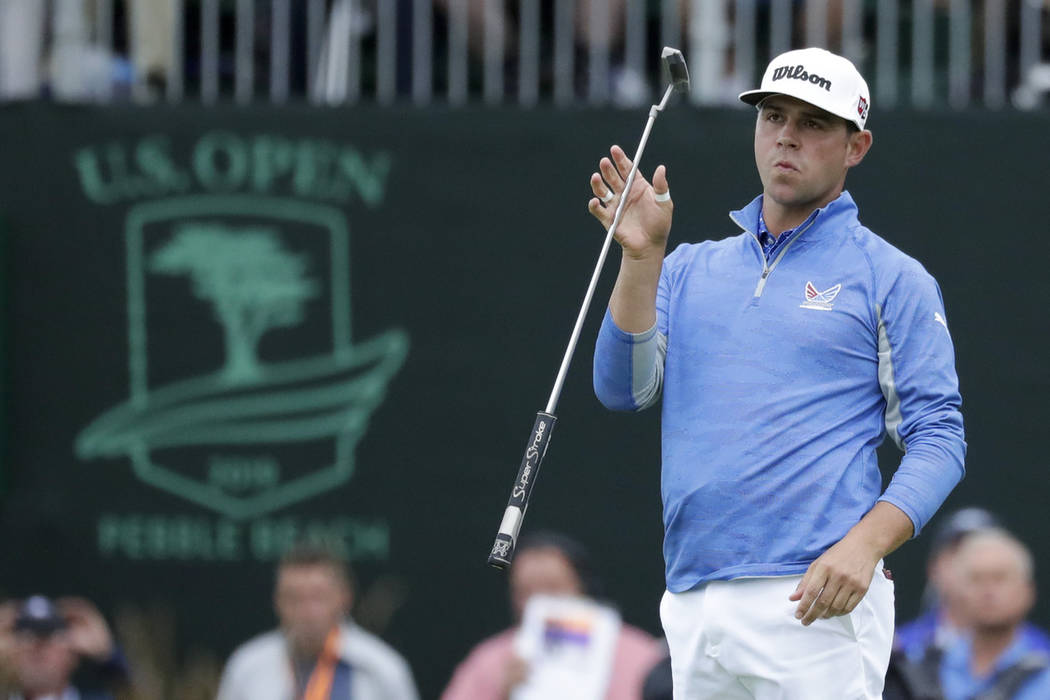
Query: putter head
661 47 690 94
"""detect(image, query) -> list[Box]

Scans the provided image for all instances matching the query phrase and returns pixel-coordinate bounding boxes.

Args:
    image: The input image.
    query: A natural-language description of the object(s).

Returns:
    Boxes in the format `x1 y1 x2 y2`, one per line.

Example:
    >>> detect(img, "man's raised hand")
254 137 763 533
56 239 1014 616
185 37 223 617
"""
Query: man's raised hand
587 145 673 260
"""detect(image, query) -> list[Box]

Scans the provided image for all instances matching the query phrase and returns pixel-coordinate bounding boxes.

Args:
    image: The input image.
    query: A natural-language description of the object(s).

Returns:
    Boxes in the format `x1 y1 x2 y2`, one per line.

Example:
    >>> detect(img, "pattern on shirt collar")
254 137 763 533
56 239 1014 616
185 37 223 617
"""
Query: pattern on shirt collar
757 209 819 262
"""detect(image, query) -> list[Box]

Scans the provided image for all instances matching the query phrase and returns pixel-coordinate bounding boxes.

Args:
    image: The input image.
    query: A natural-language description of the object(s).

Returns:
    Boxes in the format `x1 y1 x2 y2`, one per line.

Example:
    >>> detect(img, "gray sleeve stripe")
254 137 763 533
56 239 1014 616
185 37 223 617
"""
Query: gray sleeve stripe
876 304 904 450
630 329 666 410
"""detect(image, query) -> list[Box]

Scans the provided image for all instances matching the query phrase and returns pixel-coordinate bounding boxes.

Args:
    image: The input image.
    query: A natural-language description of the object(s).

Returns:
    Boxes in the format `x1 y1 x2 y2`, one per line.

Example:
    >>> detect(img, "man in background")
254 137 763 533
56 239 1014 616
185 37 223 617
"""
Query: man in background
895 508 1004 664
937 529 1050 700
442 531 662 700
218 542 418 700
0 595 128 700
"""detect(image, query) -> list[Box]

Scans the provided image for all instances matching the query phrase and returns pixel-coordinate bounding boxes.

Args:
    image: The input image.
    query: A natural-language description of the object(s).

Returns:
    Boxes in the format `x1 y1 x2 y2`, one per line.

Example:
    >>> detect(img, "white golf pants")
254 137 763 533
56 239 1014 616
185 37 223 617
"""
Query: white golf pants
660 568 894 699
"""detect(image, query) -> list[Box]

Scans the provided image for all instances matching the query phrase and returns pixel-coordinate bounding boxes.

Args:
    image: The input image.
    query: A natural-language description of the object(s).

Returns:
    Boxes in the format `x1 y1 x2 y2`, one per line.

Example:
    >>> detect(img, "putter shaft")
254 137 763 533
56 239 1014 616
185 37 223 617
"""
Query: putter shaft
545 82 676 416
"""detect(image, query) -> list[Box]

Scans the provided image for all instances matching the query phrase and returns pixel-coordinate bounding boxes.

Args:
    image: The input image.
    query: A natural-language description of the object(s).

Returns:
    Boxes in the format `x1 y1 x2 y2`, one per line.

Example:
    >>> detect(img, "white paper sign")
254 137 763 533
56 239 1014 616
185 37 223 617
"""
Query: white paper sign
511 594 622 700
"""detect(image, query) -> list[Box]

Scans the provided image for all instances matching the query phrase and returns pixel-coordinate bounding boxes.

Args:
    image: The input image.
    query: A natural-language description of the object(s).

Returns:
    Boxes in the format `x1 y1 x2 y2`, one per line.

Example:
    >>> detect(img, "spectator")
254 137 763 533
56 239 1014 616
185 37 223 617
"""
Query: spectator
939 529 1050 699
0 0 133 101
426 0 633 102
441 531 662 700
0 595 129 700
127 0 177 98
895 508 1003 665
217 542 418 700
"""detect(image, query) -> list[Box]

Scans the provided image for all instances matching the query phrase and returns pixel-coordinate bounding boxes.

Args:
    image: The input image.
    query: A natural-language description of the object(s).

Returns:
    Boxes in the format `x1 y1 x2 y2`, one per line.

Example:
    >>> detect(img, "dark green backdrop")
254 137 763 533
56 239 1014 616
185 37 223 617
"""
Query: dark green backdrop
0 103 1047 697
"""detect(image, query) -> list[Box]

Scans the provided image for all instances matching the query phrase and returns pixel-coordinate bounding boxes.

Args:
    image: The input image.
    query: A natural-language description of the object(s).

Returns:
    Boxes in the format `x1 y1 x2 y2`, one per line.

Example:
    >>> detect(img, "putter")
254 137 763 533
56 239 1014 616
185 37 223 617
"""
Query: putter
487 47 691 570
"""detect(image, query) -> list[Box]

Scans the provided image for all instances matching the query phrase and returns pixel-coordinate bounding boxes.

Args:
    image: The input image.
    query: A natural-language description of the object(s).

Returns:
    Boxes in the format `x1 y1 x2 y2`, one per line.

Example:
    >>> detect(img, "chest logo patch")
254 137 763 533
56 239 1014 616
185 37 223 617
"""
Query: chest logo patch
801 281 842 311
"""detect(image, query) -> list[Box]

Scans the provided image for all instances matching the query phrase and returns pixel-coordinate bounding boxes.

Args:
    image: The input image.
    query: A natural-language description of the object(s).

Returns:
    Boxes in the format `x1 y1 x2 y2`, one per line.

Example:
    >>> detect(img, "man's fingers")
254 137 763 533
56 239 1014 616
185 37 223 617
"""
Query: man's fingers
599 157 623 192
839 591 862 618
610 145 633 179
821 586 854 619
793 567 827 622
587 197 611 226
800 584 833 625
789 578 805 602
588 170 613 226
651 164 667 194
591 172 614 204
652 165 671 204
794 584 820 617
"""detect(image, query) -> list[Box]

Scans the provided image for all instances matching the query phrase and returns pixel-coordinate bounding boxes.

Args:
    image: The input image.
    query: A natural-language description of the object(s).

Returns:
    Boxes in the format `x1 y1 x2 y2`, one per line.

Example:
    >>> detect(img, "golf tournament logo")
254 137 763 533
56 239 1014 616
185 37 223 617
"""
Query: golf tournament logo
66 130 405 561
75 195 407 522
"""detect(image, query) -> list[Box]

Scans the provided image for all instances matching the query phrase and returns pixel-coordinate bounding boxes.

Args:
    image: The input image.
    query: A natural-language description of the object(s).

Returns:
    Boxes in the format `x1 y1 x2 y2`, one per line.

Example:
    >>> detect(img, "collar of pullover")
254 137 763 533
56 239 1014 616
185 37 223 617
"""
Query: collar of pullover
729 190 859 241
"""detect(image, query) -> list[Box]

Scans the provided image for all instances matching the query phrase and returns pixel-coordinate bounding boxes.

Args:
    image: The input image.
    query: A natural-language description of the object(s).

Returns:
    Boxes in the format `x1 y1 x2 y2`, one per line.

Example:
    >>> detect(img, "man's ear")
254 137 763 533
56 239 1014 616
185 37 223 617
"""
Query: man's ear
846 130 873 168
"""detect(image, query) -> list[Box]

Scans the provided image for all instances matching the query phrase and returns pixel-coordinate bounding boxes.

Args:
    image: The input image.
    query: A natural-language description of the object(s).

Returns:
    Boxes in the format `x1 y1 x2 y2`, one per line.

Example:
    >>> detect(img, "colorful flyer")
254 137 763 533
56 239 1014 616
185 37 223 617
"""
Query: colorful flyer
512 594 621 700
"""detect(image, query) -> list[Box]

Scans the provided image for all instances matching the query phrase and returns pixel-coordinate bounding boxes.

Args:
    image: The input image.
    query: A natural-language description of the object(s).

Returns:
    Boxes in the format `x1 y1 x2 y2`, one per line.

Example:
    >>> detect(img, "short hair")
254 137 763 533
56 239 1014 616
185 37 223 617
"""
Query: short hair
278 540 355 592
929 507 1001 559
955 528 1034 581
515 531 603 599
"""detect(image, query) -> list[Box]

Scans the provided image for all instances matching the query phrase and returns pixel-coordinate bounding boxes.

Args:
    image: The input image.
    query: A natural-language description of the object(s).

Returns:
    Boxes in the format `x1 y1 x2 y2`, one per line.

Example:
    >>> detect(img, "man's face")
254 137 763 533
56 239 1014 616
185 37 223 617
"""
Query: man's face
509 547 584 622
274 564 351 658
956 540 1035 634
754 95 868 217
928 542 975 626
13 630 78 694
929 545 963 601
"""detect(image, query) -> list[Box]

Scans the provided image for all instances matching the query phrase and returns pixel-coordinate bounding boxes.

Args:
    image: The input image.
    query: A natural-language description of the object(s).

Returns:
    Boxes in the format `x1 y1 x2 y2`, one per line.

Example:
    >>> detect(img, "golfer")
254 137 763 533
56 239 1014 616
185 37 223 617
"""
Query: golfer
590 47 966 699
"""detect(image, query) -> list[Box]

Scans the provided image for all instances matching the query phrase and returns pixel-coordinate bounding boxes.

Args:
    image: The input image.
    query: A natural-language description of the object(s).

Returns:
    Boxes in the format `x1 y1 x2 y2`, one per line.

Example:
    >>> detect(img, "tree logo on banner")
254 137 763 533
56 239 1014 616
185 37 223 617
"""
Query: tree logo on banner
75 196 408 520
150 224 321 384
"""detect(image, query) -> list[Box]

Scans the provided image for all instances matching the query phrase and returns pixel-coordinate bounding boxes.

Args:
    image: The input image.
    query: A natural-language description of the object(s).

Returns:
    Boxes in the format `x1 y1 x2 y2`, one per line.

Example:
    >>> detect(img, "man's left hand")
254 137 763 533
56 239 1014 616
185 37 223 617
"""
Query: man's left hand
789 536 881 626
789 501 914 626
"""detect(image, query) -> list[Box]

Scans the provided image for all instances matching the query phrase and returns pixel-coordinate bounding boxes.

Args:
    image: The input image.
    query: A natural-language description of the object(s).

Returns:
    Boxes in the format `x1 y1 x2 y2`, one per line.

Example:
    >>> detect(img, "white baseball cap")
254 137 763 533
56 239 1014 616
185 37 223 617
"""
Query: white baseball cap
739 47 871 130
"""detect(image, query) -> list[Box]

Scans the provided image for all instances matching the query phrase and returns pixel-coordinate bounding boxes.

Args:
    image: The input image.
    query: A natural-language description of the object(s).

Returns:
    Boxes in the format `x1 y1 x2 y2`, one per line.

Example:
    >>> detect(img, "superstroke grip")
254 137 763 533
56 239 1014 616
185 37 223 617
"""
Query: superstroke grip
487 411 557 569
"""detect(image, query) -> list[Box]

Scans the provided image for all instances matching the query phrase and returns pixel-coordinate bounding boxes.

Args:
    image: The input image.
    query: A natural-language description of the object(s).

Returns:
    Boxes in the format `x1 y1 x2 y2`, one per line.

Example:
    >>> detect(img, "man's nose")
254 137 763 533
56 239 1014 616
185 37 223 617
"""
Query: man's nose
776 122 800 148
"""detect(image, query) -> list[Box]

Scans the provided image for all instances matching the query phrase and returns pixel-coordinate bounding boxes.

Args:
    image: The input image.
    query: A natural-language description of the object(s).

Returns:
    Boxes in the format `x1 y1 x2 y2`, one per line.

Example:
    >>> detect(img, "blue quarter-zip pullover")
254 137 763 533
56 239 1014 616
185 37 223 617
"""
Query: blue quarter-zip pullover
593 191 966 593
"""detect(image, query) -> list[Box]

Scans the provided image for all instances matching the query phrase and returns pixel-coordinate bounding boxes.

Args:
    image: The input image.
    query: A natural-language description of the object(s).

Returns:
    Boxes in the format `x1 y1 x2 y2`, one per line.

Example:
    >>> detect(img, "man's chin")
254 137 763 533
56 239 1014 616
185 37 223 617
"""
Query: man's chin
286 630 329 658
765 189 811 209
18 672 66 694
973 620 1021 636
764 183 835 212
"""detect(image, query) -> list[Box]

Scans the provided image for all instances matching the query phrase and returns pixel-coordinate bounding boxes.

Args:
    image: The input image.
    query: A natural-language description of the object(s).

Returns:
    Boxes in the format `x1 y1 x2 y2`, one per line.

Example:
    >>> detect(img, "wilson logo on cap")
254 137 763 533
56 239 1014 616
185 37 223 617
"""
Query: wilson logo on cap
771 65 832 92
740 48 871 130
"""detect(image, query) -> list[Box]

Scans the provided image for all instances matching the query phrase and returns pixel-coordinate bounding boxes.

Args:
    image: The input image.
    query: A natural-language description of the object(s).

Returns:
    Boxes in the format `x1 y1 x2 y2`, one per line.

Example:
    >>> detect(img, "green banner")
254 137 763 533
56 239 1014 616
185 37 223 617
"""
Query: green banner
0 103 1046 696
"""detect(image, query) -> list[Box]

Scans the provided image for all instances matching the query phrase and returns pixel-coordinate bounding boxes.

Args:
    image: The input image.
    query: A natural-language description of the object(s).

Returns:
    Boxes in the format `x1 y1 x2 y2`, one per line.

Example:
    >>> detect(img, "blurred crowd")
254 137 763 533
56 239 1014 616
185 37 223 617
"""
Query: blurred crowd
884 510 1050 700
0 0 167 100
1 509 1047 699
1 0 1048 105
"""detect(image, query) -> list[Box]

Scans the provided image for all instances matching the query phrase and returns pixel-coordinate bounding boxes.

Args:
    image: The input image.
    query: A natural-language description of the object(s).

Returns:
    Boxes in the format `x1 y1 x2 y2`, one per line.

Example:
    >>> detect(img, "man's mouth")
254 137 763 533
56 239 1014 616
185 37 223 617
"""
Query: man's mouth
774 160 798 172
